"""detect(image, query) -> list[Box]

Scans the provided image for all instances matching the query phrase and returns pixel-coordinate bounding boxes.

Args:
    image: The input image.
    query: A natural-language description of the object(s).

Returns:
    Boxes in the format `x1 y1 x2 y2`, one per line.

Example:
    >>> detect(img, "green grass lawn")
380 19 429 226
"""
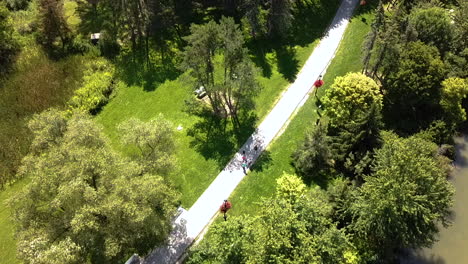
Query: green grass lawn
94 3 342 207
227 7 375 217
0 180 29 264
96 39 320 207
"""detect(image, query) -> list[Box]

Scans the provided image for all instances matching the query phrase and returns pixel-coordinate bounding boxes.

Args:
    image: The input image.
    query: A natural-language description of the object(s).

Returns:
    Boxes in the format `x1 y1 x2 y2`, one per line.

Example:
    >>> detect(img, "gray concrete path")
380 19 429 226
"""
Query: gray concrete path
141 0 359 263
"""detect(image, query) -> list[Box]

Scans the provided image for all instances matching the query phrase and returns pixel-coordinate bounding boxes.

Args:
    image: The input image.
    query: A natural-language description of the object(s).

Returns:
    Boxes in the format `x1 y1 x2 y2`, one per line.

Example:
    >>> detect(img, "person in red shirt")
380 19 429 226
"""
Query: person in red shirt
314 75 324 96
220 200 232 221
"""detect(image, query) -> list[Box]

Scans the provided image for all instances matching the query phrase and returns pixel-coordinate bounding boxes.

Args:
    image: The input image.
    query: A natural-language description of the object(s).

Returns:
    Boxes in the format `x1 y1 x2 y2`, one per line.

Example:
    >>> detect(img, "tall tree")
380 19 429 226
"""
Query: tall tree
242 0 267 39
351 134 454 263
10 110 179 264
407 6 454 54
293 122 333 179
382 41 447 133
38 0 71 51
0 2 20 76
181 17 260 128
440 77 468 125
267 0 293 39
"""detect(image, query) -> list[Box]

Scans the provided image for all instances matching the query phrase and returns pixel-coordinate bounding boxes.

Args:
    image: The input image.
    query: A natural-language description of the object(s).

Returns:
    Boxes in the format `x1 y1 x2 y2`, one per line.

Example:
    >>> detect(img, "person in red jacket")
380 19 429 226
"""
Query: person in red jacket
220 200 232 221
314 75 324 96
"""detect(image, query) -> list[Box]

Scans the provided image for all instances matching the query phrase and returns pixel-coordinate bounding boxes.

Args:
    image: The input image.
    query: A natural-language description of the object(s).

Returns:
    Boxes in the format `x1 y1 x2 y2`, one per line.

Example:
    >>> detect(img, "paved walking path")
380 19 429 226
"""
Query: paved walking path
141 0 359 263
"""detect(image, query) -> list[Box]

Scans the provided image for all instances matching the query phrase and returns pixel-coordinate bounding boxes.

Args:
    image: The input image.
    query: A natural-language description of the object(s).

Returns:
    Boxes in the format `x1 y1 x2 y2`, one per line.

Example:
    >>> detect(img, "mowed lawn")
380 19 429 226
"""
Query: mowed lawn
95 39 320 208
227 7 375 217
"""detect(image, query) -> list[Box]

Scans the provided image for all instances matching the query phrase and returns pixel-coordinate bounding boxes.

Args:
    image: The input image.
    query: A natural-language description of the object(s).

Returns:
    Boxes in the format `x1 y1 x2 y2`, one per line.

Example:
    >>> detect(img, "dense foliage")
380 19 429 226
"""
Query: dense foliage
9 110 179 264
189 174 359 264
0 2 20 76
181 17 260 127
68 59 117 114
351 133 454 262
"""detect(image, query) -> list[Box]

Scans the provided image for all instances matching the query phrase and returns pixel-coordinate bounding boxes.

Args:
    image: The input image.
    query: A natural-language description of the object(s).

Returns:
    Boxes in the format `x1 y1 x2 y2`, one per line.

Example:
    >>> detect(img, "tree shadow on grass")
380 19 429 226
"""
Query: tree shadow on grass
248 40 273 78
290 0 342 46
114 50 182 92
249 149 273 173
275 45 299 82
187 110 258 168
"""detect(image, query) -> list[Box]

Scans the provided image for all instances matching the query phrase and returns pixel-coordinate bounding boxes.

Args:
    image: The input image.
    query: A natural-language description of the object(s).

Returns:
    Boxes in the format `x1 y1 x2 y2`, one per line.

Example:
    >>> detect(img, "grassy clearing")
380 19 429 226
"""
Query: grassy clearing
95 1 341 208
96 40 320 207
0 180 29 264
227 7 375 217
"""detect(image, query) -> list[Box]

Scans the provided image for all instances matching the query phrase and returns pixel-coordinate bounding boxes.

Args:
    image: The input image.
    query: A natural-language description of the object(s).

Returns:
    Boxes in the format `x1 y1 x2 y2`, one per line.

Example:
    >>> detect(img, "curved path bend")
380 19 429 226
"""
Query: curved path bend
141 0 360 263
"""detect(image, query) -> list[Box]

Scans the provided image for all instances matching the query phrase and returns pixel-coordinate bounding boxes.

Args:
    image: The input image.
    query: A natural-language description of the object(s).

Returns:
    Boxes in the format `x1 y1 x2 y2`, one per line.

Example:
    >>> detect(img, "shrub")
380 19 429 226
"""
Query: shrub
68 59 118 114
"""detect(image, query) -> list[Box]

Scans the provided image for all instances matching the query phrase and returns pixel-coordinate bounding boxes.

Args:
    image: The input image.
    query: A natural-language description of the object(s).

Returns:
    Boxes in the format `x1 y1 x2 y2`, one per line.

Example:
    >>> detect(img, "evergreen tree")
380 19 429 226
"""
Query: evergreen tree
0 2 20 76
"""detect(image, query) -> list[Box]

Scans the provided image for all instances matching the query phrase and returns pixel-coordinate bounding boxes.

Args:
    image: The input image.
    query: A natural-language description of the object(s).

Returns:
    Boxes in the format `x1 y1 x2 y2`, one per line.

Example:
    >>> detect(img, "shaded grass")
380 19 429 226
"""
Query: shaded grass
227 7 375 217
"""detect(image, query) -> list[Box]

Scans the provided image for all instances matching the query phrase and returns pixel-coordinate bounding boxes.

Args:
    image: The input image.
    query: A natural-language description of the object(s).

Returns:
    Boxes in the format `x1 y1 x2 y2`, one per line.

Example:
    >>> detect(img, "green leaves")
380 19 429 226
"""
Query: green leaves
10 110 179 263
118 114 176 175
351 134 454 259
0 2 20 76
181 17 260 125
189 177 355 264
323 72 382 128
440 77 468 124
408 6 454 54
68 59 117 115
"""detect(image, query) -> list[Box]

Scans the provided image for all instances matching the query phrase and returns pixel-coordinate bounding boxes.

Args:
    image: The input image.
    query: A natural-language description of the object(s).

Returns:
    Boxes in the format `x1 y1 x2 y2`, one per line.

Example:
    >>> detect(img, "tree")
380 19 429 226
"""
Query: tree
323 72 382 128
242 0 267 39
382 41 447 133
118 114 176 175
10 110 179 264
267 0 293 38
293 122 333 179
181 17 260 128
362 0 385 75
0 2 20 76
351 134 454 262
329 103 383 177
38 0 71 51
440 77 468 125
276 173 306 204
407 6 454 54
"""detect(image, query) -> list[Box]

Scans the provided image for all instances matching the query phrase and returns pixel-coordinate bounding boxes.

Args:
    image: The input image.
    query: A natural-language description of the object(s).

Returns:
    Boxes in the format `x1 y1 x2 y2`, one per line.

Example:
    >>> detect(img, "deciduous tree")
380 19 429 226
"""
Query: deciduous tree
118 114 176 175
408 6 454 54
181 17 260 128
440 77 468 125
382 41 446 133
351 134 454 262
10 110 179 264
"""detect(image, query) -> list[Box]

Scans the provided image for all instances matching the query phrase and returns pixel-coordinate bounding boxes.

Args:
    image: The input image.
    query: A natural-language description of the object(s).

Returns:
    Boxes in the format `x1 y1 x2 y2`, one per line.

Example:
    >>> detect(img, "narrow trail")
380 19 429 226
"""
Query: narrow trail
141 0 360 263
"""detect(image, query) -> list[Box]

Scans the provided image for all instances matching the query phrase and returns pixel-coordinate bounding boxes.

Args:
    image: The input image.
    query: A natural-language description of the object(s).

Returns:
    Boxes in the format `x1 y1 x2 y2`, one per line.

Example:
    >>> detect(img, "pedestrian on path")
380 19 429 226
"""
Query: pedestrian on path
242 161 248 174
242 150 247 162
314 75 324 96
220 200 232 221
